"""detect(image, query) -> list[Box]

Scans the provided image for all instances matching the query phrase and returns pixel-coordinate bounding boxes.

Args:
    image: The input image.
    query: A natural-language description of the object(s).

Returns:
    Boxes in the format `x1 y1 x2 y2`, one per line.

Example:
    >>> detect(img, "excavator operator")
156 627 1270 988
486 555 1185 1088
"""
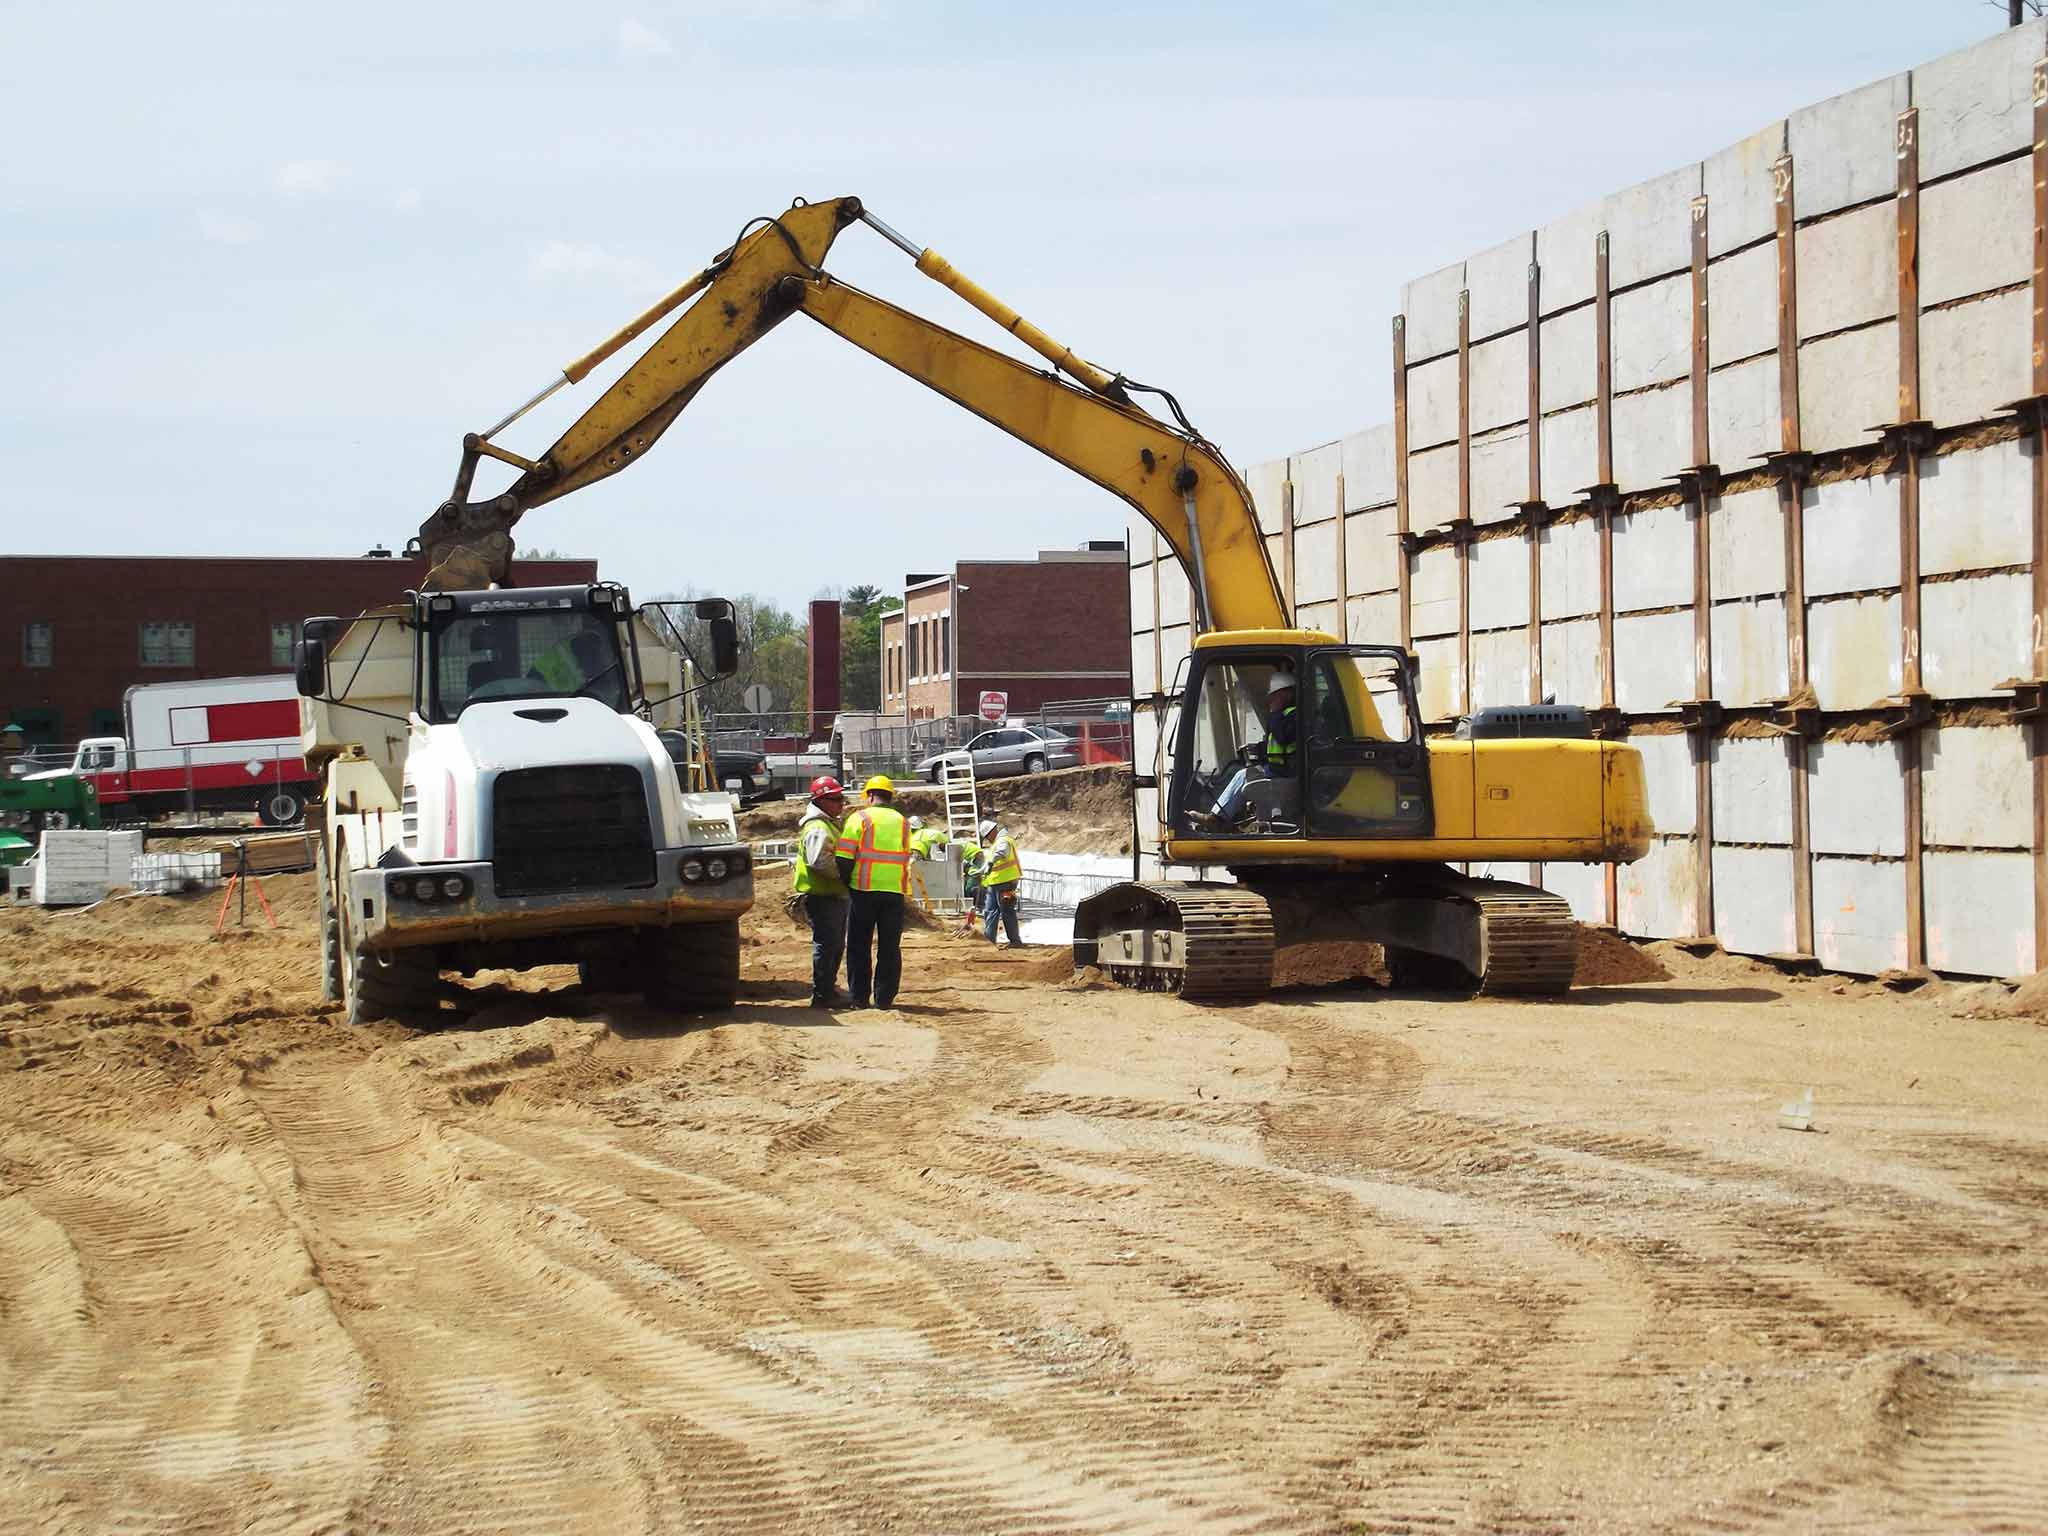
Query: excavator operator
1203 670 1301 829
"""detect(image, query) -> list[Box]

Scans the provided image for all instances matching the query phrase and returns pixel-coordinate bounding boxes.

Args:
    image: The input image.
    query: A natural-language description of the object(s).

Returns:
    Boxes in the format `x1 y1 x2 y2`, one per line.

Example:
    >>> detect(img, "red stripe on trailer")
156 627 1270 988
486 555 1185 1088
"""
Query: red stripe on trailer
207 699 300 742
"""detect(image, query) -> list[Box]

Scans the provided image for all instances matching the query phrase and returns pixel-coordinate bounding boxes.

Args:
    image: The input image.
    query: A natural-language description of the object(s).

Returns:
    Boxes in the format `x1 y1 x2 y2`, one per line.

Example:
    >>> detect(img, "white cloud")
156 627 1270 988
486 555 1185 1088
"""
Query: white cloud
528 239 662 294
618 18 675 58
196 210 261 245
274 159 347 199
394 188 422 214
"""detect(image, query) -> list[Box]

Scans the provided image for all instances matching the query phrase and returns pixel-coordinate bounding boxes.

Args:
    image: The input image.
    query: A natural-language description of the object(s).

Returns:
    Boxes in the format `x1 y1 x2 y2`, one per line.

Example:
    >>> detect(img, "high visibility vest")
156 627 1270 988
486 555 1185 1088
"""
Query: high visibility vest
532 642 582 692
1265 703 1299 770
909 827 947 859
793 807 848 897
834 804 911 894
981 831 1021 887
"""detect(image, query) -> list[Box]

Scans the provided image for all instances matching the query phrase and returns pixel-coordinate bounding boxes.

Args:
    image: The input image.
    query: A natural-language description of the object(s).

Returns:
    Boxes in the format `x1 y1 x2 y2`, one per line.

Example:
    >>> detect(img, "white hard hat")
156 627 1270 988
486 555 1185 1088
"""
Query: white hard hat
909 815 924 829
1267 670 1298 698
978 818 997 840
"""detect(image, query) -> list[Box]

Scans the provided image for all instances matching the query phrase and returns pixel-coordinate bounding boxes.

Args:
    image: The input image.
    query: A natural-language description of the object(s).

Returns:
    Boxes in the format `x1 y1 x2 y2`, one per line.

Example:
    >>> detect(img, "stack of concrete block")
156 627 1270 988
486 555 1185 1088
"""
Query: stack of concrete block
105 829 145 887
130 850 223 895
31 831 113 906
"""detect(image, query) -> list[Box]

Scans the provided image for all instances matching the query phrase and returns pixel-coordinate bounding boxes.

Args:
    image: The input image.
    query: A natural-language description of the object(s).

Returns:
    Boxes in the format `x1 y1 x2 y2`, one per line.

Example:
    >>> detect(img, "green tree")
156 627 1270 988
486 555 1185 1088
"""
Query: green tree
642 590 809 723
835 584 900 710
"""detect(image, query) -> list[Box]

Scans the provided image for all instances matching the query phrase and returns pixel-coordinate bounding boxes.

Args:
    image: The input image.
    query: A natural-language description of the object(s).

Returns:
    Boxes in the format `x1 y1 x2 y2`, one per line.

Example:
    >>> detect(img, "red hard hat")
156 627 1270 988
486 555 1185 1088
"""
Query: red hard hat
810 775 844 799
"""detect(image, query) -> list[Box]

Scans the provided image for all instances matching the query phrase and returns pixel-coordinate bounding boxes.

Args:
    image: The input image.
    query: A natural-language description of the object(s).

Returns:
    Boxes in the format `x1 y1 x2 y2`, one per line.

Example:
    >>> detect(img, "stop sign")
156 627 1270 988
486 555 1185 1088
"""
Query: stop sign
978 690 1008 723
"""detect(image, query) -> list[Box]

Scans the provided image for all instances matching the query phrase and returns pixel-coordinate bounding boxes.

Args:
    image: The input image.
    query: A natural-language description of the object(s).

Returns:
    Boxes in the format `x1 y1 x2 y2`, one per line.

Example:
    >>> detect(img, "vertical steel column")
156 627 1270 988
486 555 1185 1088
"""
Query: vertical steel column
1394 315 1412 650
1334 470 1350 642
1595 229 1620 926
1896 107 1929 970
1526 259 1545 705
1457 289 1473 714
2032 58 2048 969
1150 529 1164 701
1689 194 1717 940
1281 474 1298 628
1774 153 1817 959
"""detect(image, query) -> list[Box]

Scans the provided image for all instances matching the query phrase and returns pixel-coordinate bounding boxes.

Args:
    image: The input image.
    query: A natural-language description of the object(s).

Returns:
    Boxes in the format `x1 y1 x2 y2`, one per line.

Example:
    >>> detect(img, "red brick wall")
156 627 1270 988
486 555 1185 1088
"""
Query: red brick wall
952 558 1130 715
0 555 596 744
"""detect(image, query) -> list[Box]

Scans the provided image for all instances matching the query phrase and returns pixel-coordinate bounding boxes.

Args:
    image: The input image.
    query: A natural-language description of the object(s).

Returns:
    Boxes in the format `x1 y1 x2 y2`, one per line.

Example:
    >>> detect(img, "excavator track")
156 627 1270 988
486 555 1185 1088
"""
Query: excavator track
1072 883 1274 1000
1461 882 1578 994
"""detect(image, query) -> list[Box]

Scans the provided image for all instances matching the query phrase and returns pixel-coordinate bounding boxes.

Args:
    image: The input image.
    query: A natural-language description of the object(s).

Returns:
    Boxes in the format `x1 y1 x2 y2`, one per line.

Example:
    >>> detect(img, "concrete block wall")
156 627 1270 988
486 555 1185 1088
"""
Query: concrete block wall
1126 22 2048 976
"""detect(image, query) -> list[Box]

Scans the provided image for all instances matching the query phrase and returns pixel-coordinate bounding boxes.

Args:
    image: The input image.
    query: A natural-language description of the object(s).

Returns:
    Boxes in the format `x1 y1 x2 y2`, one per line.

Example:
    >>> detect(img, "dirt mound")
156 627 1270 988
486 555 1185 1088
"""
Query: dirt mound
1572 926 1671 987
1273 941 1387 990
1961 971 2048 1021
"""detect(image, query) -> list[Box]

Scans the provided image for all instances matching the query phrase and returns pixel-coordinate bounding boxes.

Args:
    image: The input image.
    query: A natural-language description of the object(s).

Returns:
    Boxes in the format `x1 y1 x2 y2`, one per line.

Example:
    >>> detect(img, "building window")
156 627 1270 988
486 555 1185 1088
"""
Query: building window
940 615 951 676
140 621 195 667
22 622 53 668
270 622 294 668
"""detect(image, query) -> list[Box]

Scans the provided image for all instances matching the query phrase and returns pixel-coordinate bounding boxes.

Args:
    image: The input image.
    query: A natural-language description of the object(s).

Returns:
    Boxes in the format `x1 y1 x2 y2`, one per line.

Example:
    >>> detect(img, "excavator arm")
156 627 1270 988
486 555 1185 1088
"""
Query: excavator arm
413 195 1287 632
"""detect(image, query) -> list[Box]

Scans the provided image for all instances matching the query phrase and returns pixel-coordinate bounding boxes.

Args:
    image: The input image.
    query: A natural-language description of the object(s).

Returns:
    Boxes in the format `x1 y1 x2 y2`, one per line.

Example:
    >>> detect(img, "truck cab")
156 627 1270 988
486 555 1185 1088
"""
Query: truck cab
297 582 754 1024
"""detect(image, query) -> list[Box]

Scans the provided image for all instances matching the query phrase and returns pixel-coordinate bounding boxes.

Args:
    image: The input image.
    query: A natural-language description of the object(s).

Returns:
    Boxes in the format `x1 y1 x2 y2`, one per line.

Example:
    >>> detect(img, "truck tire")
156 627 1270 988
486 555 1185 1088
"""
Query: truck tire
338 878 440 1026
645 919 741 1014
316 840 342 1003
258 786 307 827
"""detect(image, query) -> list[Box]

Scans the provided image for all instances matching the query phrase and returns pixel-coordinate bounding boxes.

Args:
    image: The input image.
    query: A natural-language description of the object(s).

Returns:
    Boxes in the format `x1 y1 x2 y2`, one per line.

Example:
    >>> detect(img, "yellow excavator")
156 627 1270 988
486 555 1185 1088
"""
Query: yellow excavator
413 196 1652 998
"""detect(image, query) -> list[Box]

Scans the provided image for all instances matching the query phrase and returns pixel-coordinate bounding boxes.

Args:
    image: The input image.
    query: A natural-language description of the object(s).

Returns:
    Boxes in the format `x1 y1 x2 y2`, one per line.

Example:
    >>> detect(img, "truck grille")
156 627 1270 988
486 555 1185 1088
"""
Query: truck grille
492 765 656 897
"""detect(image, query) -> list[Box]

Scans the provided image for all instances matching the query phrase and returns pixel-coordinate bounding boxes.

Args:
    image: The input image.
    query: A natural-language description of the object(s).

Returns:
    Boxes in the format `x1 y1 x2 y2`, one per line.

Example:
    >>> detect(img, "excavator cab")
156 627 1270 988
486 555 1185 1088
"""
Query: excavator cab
1168 637 1433 844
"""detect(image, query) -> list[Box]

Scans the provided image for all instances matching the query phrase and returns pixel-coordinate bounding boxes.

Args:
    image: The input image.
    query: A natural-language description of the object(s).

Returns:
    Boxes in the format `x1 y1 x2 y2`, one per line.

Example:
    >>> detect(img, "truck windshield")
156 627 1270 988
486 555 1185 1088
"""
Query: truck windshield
426 610 629 722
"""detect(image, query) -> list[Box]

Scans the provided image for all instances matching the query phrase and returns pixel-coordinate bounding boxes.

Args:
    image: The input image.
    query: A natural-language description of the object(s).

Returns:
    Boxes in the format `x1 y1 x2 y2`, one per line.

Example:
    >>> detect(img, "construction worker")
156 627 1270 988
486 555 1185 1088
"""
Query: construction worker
1205 669 1301 827
907 815 949 860
834 774 911 1008
793 775 851 1008
974 816 1024 947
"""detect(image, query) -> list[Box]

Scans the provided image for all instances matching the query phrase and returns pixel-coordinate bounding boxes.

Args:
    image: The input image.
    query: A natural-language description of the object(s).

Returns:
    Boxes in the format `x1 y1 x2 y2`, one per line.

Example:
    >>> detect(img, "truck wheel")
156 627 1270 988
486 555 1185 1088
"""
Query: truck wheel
258 786 307 827
339 889 440 1026
645 919 741 1014
316 841 342 1003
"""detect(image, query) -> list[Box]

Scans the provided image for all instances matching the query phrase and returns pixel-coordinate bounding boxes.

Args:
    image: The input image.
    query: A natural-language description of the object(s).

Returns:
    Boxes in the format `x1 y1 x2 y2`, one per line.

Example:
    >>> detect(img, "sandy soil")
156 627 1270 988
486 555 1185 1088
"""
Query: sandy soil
2 873 2044 1533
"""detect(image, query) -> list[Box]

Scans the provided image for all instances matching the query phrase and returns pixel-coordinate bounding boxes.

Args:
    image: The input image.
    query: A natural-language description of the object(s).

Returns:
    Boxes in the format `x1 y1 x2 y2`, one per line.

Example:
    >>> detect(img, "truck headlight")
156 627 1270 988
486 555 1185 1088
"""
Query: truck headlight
440 875 469 899
680 857 704 883
706 857 728 881
413 876 439 901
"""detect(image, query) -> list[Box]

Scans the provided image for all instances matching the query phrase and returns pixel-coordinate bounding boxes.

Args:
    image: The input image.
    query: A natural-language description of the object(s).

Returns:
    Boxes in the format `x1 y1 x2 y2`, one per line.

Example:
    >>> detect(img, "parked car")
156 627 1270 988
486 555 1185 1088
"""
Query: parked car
658 732 783 804
915 724 1081 783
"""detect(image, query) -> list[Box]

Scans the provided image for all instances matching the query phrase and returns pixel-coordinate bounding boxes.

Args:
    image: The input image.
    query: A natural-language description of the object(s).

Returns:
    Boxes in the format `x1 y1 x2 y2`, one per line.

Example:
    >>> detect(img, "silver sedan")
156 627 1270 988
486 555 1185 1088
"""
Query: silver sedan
917 726 1081 782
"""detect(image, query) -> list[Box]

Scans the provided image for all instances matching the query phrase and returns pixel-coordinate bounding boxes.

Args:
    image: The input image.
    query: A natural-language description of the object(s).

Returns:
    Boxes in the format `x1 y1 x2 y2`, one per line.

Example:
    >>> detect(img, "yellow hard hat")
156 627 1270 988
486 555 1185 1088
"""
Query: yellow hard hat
862 774 896 796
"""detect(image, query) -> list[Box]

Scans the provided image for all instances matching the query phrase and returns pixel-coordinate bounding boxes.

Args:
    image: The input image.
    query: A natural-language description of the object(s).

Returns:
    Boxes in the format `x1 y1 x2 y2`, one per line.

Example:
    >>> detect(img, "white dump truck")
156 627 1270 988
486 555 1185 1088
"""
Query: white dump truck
296 581 754 1025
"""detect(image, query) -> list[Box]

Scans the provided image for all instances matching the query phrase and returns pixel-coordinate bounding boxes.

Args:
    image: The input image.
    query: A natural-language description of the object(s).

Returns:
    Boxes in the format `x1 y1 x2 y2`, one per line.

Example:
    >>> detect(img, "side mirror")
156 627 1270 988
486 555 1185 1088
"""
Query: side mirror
695 598 740 678
294 636 328 699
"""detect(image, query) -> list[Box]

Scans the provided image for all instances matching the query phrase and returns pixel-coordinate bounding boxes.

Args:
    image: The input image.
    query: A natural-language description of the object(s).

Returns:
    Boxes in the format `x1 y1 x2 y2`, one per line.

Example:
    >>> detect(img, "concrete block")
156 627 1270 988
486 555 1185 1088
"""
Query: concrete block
1347 591 1403 646
1133 702 1161 776
1619 835 1699 939
1808 593 1902 709
1614 500 1695 613
1921 569 2031 698
1295 518 1340 606
1612 275 1692 392
1796 200 1896 340
1926 849 2037 976
1536 197 1603 315
1408 443 1459 532
1265 533 1283 592
1470 627 1531 711
1129 561 1154 635
1159 624 1191 692
1539 305 1597 414
1409 544 1459 639
1798 323 1896 454
1248 457 1286 536
1407 354 1460 449
1541 858 1608 923
1809 739 1908 856
1467 231 1536 340
1470 533 1531 632
1789 71 1911 221
1296 600 1340 638
1710 486 1787 600
1632 731 1698 836
1414 635 1461 722
1711 846 1800 957
1157 555 1191 627
1706 241 1779 368
1470 330 1529 434
1802 471 1901 597
1134 783 1163 855
1470 426 1530 524
1812 857 1908 975
1612 382 1691 492
1540 616 1603 707
1342 424 1397 510
1707 354 1782 469
1920 157 2031 308
1290 440 1343 527
1129 628 1155 697
1911 18 2047 182
1924 723 2032 848
1712 735 1795 844
1539 517 1600 620
1345 506 1400 595
1921 289 2030 429
1604 163 1703 289
1128 516 1156 566
1712 598 1790 707
1702 118 1788 257
1921 438 2030 577
1402 260 1466 361
1614 610 1694 712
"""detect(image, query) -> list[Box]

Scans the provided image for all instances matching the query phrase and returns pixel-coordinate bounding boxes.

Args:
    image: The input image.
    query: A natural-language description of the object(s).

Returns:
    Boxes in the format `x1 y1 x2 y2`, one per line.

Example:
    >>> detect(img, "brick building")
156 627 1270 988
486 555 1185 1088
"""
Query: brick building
0 554 597 746
879 543 1130 722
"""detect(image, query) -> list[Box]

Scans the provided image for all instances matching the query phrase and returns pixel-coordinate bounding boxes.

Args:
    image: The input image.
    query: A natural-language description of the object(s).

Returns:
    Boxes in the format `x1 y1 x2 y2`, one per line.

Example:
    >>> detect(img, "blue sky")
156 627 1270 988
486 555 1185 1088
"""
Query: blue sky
0 1 2002 611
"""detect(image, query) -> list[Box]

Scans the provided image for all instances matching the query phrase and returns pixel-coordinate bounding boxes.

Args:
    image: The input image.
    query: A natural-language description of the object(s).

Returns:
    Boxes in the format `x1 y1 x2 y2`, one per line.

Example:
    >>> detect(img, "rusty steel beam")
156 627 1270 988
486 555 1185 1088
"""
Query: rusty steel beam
1773 153 1816 960
1281 474 1297 628
1526 258 1545 707
1896 107 1930 971
1595 229 1619 927
1393 315 1412 650
1457 289 1473 715
1150 529 1163 700
1688 194 1717 941
2032 57 2048 973
1334 471 1350 643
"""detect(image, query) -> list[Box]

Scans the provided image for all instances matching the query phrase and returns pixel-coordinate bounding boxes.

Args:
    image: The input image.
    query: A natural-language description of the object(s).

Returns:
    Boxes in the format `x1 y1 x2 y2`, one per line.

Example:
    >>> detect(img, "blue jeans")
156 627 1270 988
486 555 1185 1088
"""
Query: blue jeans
806 893 848 1001
982 882 1022 946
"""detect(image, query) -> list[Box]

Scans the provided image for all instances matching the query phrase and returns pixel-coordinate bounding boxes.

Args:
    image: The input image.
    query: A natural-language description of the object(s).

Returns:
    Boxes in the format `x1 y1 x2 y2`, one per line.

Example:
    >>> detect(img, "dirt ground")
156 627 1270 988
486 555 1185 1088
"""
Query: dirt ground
2 872 2045 1533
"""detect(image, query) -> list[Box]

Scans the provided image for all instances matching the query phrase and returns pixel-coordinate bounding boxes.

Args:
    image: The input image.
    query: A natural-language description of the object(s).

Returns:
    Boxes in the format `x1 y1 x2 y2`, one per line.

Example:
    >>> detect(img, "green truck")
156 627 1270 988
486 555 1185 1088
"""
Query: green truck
0 773 101 868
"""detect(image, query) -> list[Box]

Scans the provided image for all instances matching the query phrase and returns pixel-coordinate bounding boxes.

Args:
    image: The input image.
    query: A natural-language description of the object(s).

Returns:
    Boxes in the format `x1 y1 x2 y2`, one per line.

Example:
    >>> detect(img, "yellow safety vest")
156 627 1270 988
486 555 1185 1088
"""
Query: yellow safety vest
981 831 1021 887
793 807 848 897
909 827 947 858
834 804 911 894
532 642 582 692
